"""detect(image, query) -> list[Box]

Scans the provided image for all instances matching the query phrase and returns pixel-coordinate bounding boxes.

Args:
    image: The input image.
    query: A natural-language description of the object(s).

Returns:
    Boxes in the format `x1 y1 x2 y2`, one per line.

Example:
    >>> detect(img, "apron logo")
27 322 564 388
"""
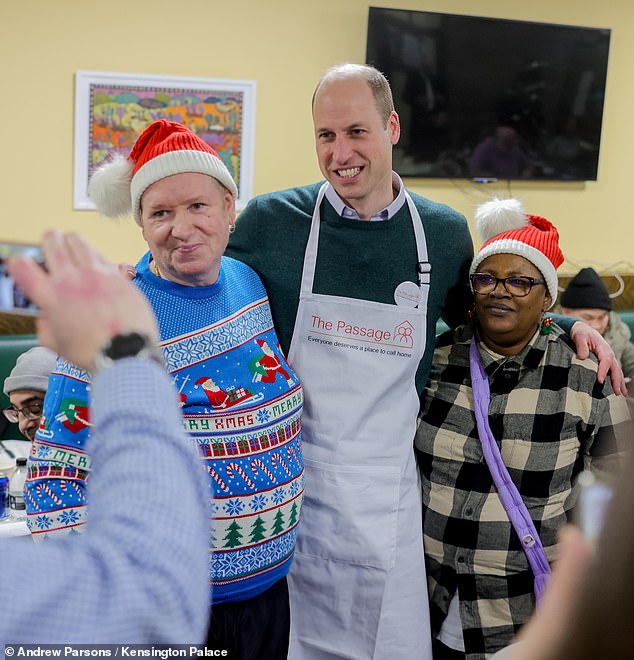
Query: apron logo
309 314 416 352
394 320 415 349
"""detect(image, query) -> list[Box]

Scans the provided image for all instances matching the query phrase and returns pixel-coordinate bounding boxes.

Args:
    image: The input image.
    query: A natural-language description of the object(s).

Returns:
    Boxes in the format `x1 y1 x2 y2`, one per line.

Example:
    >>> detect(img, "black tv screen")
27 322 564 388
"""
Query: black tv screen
366 7 611 181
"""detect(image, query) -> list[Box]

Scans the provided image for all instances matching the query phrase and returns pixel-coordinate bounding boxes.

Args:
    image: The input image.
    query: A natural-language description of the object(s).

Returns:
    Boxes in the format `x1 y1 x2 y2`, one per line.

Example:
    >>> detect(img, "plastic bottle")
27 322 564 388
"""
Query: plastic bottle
8 457 27 520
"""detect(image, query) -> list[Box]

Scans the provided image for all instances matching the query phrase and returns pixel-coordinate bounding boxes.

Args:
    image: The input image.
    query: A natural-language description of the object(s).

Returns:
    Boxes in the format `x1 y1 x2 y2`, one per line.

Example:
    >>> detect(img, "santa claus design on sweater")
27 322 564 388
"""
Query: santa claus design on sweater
195 376 262 410
54 398 91 434
249 340 295 386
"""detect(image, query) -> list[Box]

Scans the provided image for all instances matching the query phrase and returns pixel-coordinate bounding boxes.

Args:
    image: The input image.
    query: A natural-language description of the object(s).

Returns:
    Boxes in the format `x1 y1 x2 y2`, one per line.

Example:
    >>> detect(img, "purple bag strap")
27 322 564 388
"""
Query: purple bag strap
469 338 551 600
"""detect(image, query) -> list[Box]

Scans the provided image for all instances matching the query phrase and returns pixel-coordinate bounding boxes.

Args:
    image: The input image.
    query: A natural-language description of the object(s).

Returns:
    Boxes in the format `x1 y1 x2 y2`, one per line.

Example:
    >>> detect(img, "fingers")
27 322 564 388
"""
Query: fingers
42 230 109 276
596 352 626 394
607 361 628 395
117 262 137 280
570 321 626 393
6 253 52 312
39 229 72 279
64 232 108 269
8 230 161 371
570 322 590 359
596 355 609 384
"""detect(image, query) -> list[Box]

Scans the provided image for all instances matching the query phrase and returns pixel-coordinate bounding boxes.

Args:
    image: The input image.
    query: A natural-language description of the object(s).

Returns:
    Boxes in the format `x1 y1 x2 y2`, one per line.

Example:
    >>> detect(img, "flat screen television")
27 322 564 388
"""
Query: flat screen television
365 7 611 181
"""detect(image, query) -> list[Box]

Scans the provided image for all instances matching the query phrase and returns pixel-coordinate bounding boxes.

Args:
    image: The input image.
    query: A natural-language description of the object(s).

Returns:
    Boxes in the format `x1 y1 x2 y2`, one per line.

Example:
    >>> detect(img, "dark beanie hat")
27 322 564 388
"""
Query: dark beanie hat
560 267 612 311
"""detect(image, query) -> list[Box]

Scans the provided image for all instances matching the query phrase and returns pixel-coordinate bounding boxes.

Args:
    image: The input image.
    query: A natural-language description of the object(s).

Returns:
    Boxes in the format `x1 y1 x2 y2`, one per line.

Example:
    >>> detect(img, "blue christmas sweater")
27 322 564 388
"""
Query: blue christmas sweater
27 358 91 537
27 253 304 604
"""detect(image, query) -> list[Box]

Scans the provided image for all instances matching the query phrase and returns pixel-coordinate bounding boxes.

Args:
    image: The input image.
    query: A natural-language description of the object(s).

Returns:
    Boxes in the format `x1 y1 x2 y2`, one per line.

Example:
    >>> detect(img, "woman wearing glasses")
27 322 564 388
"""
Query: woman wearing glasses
415 198 631 660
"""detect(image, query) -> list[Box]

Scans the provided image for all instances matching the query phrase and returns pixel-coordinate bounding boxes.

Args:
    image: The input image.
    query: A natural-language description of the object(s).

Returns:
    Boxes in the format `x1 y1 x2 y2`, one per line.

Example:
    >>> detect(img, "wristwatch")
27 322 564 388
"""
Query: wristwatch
92 332 164 374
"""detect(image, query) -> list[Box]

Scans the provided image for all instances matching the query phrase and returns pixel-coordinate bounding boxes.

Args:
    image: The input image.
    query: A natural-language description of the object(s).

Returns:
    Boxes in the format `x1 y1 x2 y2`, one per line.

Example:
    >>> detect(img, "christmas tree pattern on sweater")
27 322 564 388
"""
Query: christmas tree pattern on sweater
26 254 304 603
138 254 304 603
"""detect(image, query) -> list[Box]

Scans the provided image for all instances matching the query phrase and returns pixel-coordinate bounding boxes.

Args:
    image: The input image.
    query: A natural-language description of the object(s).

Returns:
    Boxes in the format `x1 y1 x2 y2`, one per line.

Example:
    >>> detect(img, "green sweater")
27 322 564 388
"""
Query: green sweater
226 182 474 393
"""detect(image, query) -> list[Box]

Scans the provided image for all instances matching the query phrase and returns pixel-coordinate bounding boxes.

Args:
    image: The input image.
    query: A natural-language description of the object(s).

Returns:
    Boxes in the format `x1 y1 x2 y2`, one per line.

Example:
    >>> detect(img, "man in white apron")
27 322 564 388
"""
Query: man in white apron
226 63 624 659
228 64 473 659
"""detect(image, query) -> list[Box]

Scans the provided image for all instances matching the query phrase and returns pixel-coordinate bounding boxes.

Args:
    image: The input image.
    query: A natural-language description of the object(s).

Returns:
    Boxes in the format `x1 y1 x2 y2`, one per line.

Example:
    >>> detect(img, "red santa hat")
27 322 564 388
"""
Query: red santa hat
470 198 563 308
87 119 238 225
195 376 213 386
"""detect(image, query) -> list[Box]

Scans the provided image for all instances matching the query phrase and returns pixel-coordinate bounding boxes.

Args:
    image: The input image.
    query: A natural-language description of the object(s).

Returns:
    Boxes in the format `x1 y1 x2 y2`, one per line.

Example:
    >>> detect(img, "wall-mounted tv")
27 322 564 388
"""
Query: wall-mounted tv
366 7 611 182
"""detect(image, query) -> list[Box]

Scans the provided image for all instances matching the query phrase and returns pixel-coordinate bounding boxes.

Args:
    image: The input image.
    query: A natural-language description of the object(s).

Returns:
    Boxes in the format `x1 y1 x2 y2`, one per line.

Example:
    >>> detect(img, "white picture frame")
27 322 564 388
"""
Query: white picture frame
74 70 256 211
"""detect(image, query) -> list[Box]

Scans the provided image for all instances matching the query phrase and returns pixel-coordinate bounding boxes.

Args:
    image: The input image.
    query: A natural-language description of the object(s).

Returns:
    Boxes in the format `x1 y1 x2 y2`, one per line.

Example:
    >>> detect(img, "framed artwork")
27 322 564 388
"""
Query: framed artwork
74 70 256 211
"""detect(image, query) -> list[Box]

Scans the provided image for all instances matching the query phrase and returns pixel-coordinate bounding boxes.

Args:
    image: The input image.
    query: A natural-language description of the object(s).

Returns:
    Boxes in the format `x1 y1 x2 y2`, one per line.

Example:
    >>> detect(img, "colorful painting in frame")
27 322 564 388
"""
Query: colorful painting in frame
74 70 256 211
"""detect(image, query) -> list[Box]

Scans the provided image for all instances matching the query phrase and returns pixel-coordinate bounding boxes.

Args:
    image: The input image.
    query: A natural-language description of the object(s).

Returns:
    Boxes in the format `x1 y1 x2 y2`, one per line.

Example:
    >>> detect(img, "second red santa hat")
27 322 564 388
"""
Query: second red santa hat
470 198 564 307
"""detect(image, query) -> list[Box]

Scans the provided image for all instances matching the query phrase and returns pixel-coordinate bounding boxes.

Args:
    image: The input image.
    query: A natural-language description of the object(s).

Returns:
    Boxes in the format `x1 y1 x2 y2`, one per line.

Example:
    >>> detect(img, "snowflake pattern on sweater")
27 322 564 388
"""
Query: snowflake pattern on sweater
27 254 304 603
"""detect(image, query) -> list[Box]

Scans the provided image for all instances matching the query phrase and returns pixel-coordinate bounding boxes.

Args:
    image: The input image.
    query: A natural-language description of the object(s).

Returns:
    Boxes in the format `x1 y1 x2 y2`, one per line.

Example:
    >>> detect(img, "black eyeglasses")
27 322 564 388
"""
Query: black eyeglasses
2 401 44 424
470 273 547 298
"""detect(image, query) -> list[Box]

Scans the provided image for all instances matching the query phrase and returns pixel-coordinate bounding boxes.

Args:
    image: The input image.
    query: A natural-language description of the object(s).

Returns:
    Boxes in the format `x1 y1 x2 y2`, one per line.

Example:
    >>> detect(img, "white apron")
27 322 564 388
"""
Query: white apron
287 183 433 660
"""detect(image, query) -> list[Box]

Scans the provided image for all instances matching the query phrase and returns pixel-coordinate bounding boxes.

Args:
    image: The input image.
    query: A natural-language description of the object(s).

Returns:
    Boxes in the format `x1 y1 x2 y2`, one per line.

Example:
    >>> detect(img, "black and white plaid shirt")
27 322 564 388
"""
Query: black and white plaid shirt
416 323 631 659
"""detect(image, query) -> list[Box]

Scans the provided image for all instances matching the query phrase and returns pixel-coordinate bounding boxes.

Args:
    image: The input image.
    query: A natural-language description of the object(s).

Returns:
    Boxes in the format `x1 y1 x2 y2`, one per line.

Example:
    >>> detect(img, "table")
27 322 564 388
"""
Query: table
0 517 30 538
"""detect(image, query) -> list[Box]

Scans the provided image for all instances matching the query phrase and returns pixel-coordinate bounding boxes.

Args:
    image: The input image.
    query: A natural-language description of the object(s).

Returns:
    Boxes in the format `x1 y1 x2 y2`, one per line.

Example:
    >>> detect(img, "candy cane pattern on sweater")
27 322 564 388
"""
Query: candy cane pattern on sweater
251 457 277 484
36 483 62 505
271 452 292 478
70 481 83 499
25 487 38 510
287 444 301 468
208 466 230 493
226 462 256 490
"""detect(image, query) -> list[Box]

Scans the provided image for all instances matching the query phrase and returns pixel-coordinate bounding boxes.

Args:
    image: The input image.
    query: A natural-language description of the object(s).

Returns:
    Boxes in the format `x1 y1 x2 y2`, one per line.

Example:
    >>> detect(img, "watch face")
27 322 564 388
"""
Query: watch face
105 333 148 360
94 332 163 375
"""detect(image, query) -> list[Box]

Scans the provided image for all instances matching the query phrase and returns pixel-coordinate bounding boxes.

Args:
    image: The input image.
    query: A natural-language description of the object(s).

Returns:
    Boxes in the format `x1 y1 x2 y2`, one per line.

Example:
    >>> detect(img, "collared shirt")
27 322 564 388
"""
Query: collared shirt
324 171 406 221
416 323 631 659
0 360 210 643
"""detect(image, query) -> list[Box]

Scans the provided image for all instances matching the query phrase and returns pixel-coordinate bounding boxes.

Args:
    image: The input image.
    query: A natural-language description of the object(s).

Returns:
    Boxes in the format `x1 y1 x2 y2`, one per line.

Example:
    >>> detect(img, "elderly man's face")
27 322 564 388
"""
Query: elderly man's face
140 173 235 287
8 390 45 441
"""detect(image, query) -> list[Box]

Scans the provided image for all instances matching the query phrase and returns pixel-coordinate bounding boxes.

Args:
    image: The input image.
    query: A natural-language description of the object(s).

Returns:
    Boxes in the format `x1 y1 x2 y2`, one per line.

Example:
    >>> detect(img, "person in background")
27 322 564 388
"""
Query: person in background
226 63 623 660
79 119 301 659
416 198 631 659
559 267 634 394
468 126 534 179
3 346 57 441
1 230 209 643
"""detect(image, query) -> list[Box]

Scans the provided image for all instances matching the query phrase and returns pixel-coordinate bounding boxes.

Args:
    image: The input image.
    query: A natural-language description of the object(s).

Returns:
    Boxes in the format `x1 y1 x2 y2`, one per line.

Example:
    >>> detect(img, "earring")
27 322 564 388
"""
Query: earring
540 316 554 335
467 304 478 329
229 222 236 234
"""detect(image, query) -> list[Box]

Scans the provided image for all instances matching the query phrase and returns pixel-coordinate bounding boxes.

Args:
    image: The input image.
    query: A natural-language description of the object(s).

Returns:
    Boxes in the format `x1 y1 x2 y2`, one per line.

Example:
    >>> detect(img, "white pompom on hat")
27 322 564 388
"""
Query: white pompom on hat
87 119 238 225
470 197 564 308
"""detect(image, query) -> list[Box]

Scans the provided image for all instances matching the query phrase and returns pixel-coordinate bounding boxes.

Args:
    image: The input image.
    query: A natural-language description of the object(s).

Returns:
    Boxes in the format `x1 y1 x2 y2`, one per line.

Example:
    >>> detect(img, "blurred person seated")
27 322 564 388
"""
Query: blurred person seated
559 267 634 395
3 346 57 441
469 126 534 179
416 198 631 659
0 230 209 643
